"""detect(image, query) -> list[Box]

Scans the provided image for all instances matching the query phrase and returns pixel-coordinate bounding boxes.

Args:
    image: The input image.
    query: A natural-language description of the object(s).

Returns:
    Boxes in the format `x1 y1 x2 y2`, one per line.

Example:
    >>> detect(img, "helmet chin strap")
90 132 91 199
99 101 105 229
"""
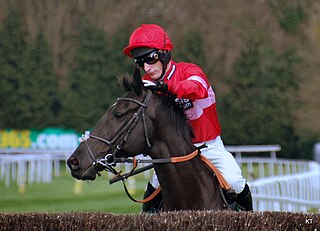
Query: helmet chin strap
159 64 167 81
159 59 172 81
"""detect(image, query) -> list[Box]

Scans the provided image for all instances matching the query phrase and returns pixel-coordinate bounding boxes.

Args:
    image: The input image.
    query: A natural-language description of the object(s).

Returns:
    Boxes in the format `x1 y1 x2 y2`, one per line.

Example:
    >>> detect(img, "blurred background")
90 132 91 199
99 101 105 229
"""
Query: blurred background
0 0 319 213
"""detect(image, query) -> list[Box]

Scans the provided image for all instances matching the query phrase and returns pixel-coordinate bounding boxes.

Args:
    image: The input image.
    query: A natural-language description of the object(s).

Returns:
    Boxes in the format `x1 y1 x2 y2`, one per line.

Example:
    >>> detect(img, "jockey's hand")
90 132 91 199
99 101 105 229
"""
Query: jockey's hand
142 80 168 93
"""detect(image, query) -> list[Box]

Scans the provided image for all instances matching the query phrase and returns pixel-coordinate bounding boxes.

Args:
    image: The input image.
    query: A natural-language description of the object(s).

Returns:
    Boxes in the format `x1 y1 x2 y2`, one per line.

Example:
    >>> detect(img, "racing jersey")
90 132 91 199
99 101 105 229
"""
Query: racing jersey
142 61 221 143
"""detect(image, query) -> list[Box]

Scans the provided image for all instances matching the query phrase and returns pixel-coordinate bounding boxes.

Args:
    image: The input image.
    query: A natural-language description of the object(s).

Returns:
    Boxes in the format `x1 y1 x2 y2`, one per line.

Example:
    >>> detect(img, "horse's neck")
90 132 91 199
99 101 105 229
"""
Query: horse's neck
150 135 195 158
149 131 198 192
150 119 194 158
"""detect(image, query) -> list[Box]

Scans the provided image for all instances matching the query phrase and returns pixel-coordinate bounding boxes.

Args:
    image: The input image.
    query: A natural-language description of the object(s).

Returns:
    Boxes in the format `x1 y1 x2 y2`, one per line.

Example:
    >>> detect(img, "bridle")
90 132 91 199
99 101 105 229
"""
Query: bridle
78 90 153 173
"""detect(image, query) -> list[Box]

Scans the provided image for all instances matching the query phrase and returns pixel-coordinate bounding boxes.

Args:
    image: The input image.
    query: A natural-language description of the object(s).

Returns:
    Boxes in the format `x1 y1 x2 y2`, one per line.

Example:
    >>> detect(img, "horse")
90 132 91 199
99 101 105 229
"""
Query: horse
67 70 228 211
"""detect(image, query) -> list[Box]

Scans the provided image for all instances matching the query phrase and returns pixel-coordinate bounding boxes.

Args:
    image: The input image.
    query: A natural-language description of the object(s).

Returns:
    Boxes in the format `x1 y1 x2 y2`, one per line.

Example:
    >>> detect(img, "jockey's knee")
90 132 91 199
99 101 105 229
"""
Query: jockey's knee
224 174 246 194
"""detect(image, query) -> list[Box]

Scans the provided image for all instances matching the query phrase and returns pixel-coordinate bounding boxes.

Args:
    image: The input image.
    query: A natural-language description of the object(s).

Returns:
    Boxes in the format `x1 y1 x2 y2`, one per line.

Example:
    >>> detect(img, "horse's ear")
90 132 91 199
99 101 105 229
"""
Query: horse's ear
120 76 132 92
132 65 143 95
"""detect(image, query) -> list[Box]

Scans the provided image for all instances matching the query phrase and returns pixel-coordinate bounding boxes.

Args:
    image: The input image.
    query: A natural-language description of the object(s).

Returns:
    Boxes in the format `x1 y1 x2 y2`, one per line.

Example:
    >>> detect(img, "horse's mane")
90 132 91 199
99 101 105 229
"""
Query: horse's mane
157 92 194 143
120 76 194 143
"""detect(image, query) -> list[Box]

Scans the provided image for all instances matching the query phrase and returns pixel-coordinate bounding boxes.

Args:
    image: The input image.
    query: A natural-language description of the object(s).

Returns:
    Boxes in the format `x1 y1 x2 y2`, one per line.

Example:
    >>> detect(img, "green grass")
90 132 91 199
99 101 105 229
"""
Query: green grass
0 162 263 213
0 164 149 213
1 162 316 213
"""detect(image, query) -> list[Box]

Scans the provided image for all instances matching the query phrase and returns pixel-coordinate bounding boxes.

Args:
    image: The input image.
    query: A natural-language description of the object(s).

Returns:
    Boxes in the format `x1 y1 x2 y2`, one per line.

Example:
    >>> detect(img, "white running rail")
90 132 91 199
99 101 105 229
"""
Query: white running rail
249 161 320 212
1 147 320 213
237 157 310 181
226 144 281 160
0 149 72 187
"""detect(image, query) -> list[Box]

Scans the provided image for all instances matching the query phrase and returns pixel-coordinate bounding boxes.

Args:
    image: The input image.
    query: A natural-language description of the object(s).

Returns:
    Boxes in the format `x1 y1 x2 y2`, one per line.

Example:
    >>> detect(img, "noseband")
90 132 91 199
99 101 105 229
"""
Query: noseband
78 90 153 172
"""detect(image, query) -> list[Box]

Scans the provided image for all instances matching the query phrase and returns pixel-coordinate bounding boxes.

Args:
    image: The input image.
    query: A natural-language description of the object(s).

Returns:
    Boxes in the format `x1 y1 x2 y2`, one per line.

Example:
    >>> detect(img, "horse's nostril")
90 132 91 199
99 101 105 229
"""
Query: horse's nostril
67 156 80 170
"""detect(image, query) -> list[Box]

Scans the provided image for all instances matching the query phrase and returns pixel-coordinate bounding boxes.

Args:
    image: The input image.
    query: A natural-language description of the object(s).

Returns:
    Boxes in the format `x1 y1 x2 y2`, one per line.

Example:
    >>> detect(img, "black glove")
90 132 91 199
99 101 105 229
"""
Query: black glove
142 80 168 93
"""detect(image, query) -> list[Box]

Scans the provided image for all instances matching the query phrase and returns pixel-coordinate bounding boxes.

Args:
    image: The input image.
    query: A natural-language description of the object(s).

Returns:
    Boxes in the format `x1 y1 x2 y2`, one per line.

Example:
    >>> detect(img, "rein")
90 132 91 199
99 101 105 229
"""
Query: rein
117 149 200 203
109 147 231 204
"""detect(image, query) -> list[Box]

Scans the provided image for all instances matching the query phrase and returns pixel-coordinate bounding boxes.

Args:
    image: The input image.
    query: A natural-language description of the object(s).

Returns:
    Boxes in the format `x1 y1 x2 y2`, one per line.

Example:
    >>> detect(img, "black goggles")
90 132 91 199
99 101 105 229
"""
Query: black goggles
135 51 160 67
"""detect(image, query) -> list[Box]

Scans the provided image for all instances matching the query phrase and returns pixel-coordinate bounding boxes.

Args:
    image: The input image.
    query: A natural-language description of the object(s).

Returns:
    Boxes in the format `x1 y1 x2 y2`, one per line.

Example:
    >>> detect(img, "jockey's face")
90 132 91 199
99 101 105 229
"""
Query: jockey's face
143 60 164 80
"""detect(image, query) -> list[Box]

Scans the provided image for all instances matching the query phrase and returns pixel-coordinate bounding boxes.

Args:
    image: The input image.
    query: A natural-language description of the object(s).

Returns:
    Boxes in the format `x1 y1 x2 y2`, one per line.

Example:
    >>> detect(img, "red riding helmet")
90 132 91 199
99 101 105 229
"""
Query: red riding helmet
123 24 173 58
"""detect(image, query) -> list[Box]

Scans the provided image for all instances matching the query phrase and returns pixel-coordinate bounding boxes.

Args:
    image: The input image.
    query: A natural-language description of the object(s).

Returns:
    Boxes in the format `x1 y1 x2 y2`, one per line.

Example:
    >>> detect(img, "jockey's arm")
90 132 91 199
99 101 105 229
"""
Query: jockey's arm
166 75 208 100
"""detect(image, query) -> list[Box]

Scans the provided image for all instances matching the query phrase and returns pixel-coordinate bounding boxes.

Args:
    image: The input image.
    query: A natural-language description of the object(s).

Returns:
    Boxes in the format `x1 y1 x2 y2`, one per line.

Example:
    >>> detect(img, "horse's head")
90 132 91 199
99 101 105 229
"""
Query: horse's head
67 68 156 180
67 67 194 180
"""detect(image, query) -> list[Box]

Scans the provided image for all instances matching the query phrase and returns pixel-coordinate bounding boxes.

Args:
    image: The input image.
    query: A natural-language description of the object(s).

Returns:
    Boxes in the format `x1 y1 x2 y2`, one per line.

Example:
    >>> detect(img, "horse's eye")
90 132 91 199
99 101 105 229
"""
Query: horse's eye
114 111 125 118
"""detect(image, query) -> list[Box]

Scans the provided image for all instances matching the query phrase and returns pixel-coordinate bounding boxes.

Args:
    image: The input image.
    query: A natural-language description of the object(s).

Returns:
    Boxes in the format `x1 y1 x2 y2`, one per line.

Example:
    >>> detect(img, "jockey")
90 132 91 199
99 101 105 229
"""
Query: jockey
123 24 252 212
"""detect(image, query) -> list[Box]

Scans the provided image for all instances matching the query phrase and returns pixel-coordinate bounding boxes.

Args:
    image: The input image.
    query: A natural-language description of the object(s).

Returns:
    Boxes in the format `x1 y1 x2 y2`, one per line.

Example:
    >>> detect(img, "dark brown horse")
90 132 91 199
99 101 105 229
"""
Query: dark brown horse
67 71 226 211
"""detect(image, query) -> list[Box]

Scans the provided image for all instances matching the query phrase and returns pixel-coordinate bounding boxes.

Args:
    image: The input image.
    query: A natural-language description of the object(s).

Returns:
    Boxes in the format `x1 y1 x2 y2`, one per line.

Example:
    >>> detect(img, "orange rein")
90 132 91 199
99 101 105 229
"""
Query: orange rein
199 155 231 191
135 149 199 203
130 149 231 203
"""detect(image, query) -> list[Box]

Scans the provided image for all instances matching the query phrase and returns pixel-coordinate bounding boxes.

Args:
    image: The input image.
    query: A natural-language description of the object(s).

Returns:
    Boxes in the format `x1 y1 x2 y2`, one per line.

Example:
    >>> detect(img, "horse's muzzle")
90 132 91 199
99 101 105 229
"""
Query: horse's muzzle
67 155 97 180
67 155 80 171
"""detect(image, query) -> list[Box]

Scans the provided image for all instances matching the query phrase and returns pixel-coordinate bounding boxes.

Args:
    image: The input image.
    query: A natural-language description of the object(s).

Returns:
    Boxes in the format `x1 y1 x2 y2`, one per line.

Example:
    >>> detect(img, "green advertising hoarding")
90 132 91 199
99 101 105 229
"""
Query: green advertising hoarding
0 128 81 149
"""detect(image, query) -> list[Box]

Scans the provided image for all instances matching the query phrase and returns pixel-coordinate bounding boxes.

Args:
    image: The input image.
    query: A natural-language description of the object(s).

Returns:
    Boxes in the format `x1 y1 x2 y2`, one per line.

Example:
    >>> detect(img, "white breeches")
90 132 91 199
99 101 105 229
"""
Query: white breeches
149 136 246 194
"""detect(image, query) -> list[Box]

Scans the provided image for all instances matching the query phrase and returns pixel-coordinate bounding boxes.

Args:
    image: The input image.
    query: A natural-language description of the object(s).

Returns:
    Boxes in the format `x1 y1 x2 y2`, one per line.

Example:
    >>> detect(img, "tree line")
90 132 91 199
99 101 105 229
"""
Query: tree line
0 7 313 159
